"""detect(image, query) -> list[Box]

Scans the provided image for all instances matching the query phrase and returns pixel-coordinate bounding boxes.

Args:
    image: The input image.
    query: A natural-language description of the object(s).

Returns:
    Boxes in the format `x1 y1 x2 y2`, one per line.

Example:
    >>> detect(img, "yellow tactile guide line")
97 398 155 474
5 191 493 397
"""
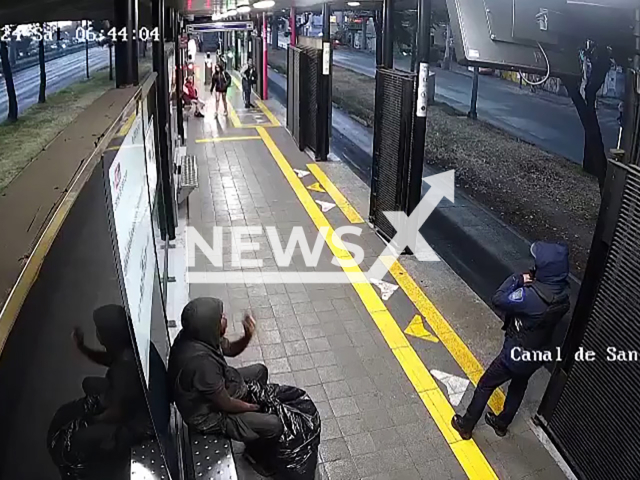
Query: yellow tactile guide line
305 154 505 414
256 126 498 479
306 163 364 224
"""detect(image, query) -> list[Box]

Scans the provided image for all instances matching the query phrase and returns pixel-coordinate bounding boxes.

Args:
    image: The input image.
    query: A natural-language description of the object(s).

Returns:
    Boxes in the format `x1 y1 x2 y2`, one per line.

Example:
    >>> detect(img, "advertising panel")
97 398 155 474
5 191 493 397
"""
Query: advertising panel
108 107 155 384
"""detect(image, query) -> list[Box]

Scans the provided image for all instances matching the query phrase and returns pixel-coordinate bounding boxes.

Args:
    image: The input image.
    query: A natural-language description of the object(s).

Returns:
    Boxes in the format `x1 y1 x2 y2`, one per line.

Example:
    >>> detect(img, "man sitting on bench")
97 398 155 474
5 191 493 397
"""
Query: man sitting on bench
168 297 283 474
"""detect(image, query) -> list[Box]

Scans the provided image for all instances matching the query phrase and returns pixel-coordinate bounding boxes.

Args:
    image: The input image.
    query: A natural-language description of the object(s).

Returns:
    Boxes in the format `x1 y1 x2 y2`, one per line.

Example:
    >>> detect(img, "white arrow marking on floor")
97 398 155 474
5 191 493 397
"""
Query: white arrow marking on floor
431 369 470 406
370 278 399 301
316 200 336 212
294 169 310 178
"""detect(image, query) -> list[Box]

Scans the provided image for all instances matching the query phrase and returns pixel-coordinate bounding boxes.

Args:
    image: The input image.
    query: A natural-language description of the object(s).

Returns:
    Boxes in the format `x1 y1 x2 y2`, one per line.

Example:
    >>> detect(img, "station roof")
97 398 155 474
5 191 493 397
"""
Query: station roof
0 0 446 31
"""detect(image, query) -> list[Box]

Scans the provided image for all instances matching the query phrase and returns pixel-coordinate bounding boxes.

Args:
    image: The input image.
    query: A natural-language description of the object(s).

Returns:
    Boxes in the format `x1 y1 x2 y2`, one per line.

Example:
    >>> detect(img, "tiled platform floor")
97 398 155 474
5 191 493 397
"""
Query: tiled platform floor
180 55 567 480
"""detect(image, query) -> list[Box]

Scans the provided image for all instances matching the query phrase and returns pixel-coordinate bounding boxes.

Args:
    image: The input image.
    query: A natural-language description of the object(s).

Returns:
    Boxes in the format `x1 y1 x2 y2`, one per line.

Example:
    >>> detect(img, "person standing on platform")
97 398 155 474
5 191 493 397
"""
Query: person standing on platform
451 242 571 439
211 63 231 118
240 57 258 109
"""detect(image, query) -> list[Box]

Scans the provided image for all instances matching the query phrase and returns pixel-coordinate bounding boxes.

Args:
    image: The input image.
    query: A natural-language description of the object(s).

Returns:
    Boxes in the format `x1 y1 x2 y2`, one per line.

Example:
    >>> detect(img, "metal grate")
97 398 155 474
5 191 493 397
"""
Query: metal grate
287 47 303 149
547 164 640 479
303 47 319 154
370 68 416 241
177 155 198 204
253 37 263 100
287 47 294 132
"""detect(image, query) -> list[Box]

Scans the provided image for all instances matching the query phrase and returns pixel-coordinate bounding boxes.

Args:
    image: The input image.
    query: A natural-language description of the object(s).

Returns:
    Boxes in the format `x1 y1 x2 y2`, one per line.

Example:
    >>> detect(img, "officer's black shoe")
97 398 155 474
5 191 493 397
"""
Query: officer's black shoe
485 412 508 437
451 415 472 440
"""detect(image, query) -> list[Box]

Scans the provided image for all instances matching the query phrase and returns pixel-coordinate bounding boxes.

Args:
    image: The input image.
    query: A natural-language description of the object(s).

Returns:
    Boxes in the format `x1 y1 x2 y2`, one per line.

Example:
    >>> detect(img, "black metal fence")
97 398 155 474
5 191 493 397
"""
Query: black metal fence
253 36 264 100
287 47 302 147
286 45 329 160
369 68 416 242
537 159 640 479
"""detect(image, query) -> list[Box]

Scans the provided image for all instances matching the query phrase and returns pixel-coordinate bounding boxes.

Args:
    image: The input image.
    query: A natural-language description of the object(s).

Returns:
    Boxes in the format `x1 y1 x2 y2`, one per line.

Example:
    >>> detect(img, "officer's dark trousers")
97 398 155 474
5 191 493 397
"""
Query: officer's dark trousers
460 354 536 431
220 364 284 443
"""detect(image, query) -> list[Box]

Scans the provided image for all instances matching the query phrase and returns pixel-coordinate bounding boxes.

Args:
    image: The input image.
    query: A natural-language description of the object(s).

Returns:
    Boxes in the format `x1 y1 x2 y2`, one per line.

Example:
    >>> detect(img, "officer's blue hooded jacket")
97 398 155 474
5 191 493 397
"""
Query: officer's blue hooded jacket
492 242 571 373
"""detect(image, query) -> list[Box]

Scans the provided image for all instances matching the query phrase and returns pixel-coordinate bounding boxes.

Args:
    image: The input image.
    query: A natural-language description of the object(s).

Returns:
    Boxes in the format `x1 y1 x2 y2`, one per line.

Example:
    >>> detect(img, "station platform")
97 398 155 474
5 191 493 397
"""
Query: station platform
180 54 570 480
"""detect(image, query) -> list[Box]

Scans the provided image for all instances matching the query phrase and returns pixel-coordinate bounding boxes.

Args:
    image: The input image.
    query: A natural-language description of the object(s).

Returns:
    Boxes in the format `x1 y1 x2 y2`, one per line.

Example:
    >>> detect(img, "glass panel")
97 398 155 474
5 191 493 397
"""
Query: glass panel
0 164 157 480
107 104 156 385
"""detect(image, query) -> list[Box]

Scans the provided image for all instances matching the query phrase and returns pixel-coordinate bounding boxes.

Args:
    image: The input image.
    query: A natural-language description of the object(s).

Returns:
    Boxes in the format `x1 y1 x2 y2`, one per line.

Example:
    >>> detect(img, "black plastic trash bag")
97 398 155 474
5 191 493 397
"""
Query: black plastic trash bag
47 395 134 480
47 395 103 479
246 382 321 480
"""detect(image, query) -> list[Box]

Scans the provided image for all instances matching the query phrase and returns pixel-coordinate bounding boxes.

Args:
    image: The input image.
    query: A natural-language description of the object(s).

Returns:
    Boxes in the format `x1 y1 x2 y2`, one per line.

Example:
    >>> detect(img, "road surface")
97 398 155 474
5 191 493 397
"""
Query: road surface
0 47 110 122
330 48 618 165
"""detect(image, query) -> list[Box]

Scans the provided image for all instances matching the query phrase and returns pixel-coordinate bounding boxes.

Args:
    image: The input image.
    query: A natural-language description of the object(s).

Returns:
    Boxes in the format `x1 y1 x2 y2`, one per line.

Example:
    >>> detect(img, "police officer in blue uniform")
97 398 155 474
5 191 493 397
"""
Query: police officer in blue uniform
451 241 571 439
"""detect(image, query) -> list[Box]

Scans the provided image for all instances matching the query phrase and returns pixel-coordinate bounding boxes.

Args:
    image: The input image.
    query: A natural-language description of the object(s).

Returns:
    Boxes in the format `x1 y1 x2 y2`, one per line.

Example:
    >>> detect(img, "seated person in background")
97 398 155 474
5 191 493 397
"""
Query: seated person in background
168 297 283 473
183 77 205 117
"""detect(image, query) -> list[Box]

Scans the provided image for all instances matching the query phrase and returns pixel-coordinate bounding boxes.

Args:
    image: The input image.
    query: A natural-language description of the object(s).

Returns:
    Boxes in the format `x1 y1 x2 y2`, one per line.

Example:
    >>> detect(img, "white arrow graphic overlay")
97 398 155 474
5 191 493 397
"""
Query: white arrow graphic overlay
431 369 470 406
294 169 310 178
367 170 455 281
316 200 336 212
370 279 399 301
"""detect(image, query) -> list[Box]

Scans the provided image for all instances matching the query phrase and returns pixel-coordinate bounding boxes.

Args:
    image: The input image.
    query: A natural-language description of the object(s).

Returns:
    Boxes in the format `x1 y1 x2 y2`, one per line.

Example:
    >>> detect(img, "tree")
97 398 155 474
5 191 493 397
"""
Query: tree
38 23 46 103
0 25 18 122
560 42 614 193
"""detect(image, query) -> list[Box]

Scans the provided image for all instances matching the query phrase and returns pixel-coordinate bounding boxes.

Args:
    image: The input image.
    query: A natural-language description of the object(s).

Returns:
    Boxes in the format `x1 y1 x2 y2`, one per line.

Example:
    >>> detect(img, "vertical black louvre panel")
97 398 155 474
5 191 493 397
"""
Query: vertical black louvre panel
302 46 319 154
254 37 263 100
287 47 303 149
287 47 294 132
546 164 640 479
369 69 416 242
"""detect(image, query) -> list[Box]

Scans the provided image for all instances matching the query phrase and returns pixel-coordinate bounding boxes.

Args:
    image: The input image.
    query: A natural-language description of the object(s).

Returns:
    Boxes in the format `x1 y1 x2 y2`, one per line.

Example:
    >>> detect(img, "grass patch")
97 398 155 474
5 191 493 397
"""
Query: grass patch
269 47 376 126
332 66 375 126
0 68 112 192
268 47 288 75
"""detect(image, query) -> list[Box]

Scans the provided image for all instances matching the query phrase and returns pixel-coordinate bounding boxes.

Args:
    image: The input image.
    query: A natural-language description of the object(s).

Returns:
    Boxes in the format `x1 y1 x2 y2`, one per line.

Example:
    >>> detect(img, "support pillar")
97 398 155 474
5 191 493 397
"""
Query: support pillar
263 12 268 100
361 18 367 50
174 14 184 141
407 0 431 215
290 7 296 47
235 31 240 70
152 0 176 240
374 8 382 67
114 0 139 86
442 23 452 70
381 0 393 68
84 20 90 79
469 66 479 119
271 17 278 48
165 6 174 40
316 2 331 161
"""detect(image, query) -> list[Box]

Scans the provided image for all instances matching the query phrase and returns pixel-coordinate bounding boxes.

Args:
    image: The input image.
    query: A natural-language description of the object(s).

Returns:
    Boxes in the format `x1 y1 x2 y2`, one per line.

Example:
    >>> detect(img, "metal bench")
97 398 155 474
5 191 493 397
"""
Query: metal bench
184 430 238 480
131 439 170 480
177 153 198 205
